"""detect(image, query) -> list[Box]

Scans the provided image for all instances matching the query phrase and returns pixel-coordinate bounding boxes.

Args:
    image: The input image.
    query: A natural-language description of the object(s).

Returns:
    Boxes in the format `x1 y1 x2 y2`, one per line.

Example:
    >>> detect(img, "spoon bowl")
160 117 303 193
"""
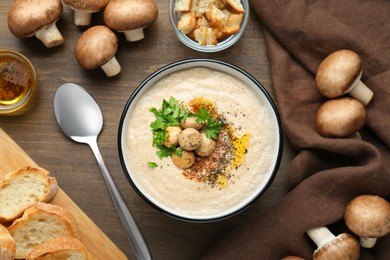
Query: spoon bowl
54 83 151 260
54 83 102 141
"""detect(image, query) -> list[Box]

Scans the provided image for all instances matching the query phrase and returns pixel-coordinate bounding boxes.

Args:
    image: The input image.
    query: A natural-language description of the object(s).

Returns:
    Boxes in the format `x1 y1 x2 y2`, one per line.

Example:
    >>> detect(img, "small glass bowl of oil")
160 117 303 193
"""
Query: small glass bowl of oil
0 50 37 116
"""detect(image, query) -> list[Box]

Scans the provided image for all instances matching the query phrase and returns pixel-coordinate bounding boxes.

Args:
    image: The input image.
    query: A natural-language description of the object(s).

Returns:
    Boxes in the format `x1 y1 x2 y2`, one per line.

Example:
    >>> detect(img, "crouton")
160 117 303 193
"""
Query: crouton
204 4 226 29
175 0 192 12
195 15 210 28
191 0 201 16
174 0 245 46
178 12 197 34
219 13 243 39
194 27 218 45
197 0 214 14
221 0 244 14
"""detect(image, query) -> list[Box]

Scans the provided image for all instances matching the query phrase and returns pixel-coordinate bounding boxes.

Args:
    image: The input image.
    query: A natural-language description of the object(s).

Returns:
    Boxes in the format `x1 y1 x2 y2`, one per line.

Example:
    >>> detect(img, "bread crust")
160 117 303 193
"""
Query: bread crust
8 202 79 259
26 236 96 260
0 224 16 260
0 166 58 222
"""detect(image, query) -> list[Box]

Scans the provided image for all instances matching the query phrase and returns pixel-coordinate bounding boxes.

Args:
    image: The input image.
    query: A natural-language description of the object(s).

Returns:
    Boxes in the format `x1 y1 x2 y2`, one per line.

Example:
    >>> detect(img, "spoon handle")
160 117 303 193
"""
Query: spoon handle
88 138 151 260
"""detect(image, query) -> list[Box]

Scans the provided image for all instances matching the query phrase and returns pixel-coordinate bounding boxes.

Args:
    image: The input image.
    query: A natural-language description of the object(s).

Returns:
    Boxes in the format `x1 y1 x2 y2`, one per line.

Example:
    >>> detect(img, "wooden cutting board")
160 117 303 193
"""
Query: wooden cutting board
0 128 127 259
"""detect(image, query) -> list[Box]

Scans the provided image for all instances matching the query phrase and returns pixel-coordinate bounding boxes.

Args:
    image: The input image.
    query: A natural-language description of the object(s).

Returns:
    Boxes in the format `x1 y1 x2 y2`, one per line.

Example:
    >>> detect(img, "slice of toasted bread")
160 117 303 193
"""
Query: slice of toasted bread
0 166 58 222
0 224 16 260
8 202 79 259
26 236 96 260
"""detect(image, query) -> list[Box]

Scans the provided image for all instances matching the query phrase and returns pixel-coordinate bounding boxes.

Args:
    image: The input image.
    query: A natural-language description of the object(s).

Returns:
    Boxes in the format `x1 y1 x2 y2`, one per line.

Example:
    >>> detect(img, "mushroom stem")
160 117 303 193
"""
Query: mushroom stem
35 22 64 48
307 226 336 249
101 56 121 77
123 28 145 42
349 79 374 106
359 237 377 248
73 10 92 26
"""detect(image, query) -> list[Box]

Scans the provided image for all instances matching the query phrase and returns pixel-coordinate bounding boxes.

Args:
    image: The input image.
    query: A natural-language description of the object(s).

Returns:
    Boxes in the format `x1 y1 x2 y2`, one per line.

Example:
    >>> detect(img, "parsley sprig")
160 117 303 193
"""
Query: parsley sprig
149 97 188 160
148 97 222 166
195 108 222 140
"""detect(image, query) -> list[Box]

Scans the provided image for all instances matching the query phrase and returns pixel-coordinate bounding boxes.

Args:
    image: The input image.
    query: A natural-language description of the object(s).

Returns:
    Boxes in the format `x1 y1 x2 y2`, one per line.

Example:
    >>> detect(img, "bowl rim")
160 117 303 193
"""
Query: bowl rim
169 0 250 53
118 58 283 223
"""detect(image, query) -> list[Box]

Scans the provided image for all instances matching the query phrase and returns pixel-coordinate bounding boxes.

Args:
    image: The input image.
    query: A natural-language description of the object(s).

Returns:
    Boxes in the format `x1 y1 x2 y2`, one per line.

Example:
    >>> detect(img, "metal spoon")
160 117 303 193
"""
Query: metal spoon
54 83 151 260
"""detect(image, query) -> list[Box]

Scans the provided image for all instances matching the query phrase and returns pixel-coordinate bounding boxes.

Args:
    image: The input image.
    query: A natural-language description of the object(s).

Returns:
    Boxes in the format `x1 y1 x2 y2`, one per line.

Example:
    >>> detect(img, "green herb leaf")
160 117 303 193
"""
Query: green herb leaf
195 108 222 140
176 147 183 157
150 117 165 130
196 108 209 123
149 97 223 163
147 162 158 168
204 118 222 139
149 97 189 159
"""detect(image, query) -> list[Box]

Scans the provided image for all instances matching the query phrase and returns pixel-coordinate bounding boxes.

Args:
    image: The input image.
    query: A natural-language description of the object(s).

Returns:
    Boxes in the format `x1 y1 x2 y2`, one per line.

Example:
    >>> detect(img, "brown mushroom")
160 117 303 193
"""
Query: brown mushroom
344 195 390 248
63 0 109 26
307 226 360 260
181 116 203 130
74 25 121 77
171 150 195 169
178 128 201 151
316 97 366 138
195 131 217 157
7 0 64 48
280 257 305 260
315 49 374 105
163 126 182 148
104 0 158 42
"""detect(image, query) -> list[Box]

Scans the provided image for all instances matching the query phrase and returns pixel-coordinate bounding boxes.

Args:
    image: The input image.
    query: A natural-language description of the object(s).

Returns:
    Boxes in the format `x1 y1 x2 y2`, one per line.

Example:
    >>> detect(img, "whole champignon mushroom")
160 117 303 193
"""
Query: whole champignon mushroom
63 0 109 26
104 0 159 42
181 116 203 130
178 128 201 151
316 97 366 138
195 131 217 157
315 49 374 105
8 0 64 48
74 25 121 77
344 195 390 248
171 150 195 169
307 226 360 260
163 126 182 148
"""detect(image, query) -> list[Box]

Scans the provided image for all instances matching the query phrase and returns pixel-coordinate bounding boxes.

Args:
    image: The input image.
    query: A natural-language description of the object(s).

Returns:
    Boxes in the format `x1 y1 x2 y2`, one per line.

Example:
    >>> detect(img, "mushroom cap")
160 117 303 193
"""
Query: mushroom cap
178 128 202 151
345 195 390 238
8 0 63 38
62 0 109 12
171 150 195 169
313 233 360 260
316 97 366 138
104 0 158 31
315 50 362 98
74 25 118 70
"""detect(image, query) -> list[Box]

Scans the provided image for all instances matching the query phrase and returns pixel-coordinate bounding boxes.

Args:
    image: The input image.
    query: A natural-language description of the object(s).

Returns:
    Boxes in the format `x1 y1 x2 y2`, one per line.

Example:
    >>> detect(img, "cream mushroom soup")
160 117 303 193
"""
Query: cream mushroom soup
122 65 280 220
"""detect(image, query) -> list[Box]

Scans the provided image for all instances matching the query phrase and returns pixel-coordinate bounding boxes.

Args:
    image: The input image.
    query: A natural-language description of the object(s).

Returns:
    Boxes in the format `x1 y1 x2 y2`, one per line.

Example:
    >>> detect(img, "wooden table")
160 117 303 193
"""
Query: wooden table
0 1 294 259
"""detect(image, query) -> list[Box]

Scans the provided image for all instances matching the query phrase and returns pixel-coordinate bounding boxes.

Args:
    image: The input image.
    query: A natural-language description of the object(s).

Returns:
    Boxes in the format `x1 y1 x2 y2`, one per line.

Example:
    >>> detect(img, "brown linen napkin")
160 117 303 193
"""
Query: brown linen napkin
203 1 390 259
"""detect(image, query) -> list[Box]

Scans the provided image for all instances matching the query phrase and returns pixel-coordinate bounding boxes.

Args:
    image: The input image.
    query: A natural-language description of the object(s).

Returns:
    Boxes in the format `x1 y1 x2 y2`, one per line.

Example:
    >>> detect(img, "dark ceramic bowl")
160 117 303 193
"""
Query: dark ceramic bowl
118 59 283 222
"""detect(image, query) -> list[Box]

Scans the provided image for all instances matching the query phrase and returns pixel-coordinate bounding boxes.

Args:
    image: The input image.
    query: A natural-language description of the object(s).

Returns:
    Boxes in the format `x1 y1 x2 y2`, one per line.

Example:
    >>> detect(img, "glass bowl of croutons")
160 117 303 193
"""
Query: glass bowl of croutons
170 0 249 52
